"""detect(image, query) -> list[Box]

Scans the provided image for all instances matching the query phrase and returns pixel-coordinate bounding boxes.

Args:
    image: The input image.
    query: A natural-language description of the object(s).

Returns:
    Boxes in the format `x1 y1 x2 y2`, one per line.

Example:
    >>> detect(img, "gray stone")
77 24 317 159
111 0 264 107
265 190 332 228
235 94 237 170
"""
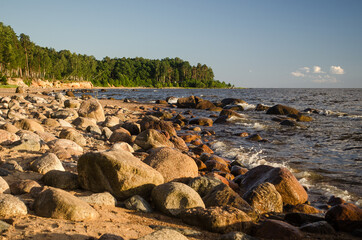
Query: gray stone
78 192 117 206
124 195 153 213
0 194 28 217
30 153 65 174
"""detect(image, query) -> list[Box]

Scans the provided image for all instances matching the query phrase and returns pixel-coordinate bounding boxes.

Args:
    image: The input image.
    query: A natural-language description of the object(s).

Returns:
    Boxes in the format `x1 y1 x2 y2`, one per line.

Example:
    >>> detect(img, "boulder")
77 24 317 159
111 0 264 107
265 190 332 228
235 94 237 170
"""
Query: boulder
51 109 79 121
253 219 303 240
0 194 28 217
189 117 213 126
0 129 19 144
169 136 189 152
30 153 65 174
111 142 134 153
78 192 117 206
10 138 41 151
285 204 321 214
41 170 79 190
59 128 87 146
177 96 202 108
15 86 24 93
325 203 362 232
35 130 57 142
266 104 300 115
33 187 99 221
221 98 247 106
202 184 256 218
10 179 41 195
255 104 270 111
14 119 44 132
124 195 153 213
242 182 283 214
195 100 216 110
144 147 198 182
284 212 325 227
134 129 174 150
98 234 124 240
300 221 335 234
78 98 105 121
219 109 244 119
109 128 132 143
47 139 83 157
138 229 188 240
188 176 223 198
121 122 141 135
103 116 120 128
0 177 10 194
78 150 164 200
180 206 253 234
64 99 80 108
240 165 308 206
151 182 205 216
72 117 97 130
140 116 177 137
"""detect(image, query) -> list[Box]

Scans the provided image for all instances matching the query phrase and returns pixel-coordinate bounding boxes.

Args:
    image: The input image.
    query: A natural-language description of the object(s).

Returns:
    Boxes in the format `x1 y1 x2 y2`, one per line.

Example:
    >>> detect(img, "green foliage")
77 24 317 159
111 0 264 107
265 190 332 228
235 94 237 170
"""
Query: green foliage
0 74 8 85
0 22 233 88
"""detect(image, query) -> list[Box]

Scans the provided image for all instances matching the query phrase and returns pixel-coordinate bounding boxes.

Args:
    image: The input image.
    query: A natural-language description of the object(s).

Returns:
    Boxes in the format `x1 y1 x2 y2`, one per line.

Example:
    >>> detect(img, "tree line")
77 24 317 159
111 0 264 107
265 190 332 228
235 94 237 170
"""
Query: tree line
0 22 232 88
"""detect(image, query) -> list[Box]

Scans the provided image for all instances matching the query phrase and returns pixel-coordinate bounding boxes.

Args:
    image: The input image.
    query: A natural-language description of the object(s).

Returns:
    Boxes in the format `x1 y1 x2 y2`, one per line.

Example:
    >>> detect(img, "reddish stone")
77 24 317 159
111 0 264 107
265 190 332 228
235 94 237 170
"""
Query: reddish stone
254 219 304 240
325 203 362 232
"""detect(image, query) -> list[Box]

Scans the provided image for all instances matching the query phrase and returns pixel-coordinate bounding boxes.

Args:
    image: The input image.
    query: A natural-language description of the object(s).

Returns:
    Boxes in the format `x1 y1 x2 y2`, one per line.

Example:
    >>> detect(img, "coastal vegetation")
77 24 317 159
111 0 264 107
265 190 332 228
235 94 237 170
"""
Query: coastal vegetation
0 22 232 88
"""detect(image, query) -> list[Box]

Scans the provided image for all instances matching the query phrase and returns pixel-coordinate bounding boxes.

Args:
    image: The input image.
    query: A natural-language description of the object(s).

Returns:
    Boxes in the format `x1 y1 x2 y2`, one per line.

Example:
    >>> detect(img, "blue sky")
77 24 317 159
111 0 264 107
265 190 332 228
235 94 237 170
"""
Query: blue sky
1 0 361 87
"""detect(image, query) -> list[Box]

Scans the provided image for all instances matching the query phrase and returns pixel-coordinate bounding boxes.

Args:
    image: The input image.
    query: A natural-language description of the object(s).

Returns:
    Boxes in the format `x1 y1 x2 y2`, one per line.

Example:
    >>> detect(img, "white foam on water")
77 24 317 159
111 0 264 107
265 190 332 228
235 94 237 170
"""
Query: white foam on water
236 102 256 110
167 98 178 104
234 121 266 131
149 100 156 103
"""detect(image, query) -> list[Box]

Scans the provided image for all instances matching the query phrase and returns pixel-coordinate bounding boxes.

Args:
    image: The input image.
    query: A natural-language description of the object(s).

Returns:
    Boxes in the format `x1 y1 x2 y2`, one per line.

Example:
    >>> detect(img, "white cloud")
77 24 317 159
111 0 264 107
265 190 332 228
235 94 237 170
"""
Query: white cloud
313 66 323 73
330 66 345 75
301 67 310 73
291 71 304 77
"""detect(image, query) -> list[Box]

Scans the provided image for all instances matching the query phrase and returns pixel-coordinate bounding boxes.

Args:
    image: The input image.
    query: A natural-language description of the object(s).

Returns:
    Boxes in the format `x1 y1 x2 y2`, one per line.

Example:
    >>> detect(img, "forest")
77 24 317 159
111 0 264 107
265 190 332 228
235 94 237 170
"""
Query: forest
0 22 232 88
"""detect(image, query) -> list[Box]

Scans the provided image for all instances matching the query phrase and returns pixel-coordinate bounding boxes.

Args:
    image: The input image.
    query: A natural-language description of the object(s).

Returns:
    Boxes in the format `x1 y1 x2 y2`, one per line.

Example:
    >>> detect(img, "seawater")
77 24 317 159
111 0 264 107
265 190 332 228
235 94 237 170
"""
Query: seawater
89 88 362 206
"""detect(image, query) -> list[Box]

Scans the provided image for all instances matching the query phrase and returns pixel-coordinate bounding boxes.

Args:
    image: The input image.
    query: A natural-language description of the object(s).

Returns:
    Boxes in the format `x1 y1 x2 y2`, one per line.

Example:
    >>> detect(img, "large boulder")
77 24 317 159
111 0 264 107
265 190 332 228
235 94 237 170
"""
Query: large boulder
240 165 308 206
151 182 205 216
221 98 247 106
176 96 202 108
202 184 256 218
253 219 303 240
180 206 253 234
14 119 44 132
140 116 177 137
195 100 216 110
144 147 198 182
30 153 65 174
0 194 28 217
325 203 362 232
242 182 283 214
78 150 164 200
134 129 174 150
109 128 132 144
78 98 105 121
266 104 300 115
33 187 99 221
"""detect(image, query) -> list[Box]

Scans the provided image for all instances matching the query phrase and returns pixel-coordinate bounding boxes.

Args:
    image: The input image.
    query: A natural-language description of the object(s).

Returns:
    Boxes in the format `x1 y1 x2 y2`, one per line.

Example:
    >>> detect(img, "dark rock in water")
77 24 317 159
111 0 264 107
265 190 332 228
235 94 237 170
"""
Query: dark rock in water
327 195 346 206
189 117 213 126
325 203 362 232
284 212 324 226
195 100 216 110
219 109 244 119
223 105 244 111
221 98 246 106
300 221 335 234
247 134 263 141
253 219 304 240
280 119 300 127
177 96 202 108
230 165 248 176
266 104 299 115
287 113 313 122
255 104 269 111
240 165 308 206
214 115 229 124
180 206 254 234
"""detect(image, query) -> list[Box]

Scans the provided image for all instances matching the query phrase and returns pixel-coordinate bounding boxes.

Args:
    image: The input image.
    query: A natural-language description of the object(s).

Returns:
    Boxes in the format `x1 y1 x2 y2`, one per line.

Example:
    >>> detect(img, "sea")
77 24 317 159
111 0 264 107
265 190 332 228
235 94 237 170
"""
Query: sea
80 88 362 207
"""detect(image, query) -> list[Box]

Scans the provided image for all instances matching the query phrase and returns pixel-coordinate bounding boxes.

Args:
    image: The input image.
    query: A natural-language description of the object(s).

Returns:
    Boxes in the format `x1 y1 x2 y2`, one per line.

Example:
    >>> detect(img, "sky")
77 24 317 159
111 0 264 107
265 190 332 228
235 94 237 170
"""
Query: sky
1 0 361 88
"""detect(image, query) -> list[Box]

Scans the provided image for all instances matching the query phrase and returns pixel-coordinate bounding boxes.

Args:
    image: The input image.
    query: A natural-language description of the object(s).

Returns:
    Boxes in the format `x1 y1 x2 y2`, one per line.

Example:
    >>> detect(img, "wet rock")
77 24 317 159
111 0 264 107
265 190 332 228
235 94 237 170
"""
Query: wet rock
78 150 164 200
242 182 283 214
266 104 300 115
65 91 75 97
41 170 79 190
284 204 321 214
280 119 301 127
33 187 99 221
255 104 269 111
177 96 202 108
0 177 10 194
140 116 177 137
284 212 325 226
0 129 19 144
287 113 313 122
59 128 87 146
134 129 174 150
300 221 335 234
189 117 213 126
223 105 244 111
241 165 308 206
78 98 105 121
124 195 153 213
221 98 247 106
14 119 44 132
325 203 362 232
195 100 216 110
30 153 65 174
180 206 253 234
253 219 303 240
78 192 117 206
0 194 28 217
138 229 188 240
179 134 200 143
219 109 244 119
10 179 41 195
247 134 263 141
151 182 205 216
327 195 346 206
203 184 256 218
